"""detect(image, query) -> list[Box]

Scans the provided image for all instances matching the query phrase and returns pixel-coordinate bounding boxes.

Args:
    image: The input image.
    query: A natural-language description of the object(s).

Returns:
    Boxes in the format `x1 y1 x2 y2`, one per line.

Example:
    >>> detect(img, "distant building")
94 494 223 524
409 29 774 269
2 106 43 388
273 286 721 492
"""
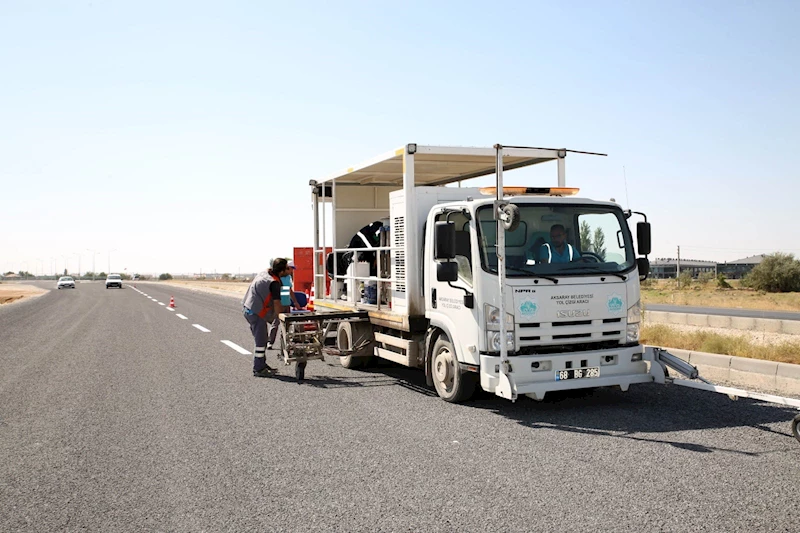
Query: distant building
650 258 716 279
717 254 766 279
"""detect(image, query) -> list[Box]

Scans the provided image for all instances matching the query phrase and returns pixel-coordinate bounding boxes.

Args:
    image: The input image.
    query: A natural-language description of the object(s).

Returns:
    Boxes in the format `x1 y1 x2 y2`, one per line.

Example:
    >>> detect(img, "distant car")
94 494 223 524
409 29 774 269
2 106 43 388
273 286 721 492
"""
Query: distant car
105 274 123 289
57 276 76 289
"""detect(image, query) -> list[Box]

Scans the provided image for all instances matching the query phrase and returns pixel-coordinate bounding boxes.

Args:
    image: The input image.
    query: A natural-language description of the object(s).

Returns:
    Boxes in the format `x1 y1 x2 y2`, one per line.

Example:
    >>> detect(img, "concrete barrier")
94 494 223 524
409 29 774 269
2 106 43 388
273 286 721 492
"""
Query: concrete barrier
645 310 800 336
707 314 732 328
777 363 800 396
781 320 800 335
755 318 783 333
730 316 756 331
686 314 709 327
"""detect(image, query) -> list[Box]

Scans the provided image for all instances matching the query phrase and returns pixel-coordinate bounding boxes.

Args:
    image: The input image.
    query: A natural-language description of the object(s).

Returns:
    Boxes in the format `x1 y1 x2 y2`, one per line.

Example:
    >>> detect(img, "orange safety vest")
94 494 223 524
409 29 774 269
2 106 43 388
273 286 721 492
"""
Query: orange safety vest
257 272 282 319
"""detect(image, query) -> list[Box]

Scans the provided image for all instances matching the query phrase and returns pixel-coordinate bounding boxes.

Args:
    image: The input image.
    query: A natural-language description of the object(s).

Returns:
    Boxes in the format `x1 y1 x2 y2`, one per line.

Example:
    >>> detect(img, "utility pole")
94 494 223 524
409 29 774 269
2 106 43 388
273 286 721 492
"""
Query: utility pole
87 249 100 280
676 246 681 289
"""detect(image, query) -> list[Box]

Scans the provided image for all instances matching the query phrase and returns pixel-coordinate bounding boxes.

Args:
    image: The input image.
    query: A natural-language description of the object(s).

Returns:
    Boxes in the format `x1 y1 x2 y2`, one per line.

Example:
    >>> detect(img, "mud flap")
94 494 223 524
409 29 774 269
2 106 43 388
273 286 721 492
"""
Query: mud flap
495 367 517 401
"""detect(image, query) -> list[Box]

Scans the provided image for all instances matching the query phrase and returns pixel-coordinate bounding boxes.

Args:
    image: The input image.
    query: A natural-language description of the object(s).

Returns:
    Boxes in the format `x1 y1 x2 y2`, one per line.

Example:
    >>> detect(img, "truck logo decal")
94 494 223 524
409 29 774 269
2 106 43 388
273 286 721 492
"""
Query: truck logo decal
607 294 624 313
519 300 538 316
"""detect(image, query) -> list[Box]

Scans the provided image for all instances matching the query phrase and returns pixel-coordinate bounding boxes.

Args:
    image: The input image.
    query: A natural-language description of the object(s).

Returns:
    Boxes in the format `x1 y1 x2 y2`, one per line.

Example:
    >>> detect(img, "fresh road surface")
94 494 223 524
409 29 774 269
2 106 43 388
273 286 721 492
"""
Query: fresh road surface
1 281 798 532
647 303 800 321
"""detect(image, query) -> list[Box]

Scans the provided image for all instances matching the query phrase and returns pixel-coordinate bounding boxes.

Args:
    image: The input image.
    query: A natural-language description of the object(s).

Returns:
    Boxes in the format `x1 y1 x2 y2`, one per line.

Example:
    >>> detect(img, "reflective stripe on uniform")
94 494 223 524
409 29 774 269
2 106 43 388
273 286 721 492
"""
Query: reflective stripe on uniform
543 243 573 262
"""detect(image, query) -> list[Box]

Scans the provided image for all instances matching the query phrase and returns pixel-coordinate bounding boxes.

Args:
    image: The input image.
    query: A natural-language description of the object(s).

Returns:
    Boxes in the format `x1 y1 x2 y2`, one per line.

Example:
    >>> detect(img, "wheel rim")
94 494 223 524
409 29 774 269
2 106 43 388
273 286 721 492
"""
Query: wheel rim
433 348 455 393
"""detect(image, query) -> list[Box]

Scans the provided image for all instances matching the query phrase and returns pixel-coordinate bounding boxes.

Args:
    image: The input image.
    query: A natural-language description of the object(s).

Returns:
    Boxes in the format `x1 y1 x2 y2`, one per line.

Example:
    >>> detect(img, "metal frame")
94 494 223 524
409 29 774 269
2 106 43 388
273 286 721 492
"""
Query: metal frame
309 144 589 316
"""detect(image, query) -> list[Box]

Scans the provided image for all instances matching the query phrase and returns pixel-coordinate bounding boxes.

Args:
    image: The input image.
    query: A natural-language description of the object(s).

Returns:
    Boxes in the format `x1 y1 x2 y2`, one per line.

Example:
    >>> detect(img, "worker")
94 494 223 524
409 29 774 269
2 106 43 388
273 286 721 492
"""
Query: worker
242 258 290 377
280 260 302 310
538 224 581 264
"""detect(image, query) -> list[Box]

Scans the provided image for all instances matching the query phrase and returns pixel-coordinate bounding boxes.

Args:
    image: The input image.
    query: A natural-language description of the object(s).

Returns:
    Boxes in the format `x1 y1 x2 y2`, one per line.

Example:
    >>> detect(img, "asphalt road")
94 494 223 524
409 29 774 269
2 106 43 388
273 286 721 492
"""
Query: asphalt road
1 281 798 532
647 303 800 321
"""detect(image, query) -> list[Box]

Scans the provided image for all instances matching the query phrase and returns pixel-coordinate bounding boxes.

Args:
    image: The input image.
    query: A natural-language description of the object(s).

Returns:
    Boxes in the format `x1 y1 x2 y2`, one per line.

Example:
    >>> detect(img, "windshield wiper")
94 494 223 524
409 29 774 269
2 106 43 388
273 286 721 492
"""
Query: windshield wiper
501 266 559 284
560 265 627 280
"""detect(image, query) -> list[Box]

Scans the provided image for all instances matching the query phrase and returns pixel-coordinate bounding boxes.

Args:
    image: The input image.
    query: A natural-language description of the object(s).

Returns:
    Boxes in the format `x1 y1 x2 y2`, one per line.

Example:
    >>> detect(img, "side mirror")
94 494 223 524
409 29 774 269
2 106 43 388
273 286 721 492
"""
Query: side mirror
434 221 456 260
637 257 650 280
636 222 651 256
437 261 458 283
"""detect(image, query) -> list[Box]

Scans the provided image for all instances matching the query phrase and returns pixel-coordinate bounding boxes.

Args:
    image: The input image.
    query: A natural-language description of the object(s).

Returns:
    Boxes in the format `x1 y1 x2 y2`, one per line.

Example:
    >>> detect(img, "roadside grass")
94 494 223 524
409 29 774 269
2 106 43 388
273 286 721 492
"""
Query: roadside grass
642 324 800 365
641 279 800 312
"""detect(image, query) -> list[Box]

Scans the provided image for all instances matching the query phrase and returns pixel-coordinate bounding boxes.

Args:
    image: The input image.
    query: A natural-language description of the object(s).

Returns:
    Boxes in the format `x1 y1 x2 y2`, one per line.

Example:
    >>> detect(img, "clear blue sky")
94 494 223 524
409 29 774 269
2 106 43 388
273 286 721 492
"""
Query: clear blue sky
2 1 799 275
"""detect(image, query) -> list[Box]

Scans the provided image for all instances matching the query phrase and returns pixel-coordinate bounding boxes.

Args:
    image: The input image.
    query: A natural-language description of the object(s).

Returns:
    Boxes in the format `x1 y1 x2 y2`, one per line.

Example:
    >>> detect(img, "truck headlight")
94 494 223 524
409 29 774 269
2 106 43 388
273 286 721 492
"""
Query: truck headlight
626 323 640 343
488 331 515 352
485 304 514 331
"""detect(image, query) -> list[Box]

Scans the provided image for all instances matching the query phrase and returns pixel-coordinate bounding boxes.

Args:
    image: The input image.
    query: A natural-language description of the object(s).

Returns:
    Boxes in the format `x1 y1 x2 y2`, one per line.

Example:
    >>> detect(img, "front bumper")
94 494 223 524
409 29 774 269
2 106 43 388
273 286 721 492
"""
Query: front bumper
479 345 650 400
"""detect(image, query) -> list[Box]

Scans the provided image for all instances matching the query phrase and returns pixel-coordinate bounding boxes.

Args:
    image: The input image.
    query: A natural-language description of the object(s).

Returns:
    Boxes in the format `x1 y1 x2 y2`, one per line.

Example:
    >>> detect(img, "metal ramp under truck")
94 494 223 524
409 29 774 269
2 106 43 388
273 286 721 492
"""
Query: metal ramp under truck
279 312 800 444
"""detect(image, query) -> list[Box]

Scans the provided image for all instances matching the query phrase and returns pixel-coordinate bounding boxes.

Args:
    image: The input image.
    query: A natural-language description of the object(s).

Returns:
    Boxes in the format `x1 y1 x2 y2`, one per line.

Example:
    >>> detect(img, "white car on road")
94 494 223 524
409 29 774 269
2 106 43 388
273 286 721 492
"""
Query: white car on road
105 274 123 289
57 276 76 289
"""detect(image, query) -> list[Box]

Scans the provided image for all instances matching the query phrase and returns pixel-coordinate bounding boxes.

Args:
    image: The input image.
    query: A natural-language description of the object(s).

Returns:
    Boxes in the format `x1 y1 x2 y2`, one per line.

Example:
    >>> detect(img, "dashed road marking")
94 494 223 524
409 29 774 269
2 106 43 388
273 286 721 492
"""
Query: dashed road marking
158 302 165 306
176 314 188 320
193 324 210 332
166 307 175 311
221 340 251 355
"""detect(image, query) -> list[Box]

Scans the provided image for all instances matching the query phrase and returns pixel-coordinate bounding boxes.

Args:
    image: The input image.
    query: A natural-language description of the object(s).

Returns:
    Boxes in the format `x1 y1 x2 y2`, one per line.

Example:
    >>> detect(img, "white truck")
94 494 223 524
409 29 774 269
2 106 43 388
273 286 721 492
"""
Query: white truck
276 143 799 440
303 143 654 402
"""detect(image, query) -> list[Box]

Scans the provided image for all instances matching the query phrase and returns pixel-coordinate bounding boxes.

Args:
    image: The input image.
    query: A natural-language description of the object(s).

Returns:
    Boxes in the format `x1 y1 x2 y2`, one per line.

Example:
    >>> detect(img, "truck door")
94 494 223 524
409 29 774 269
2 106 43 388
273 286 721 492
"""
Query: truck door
427 210 480 365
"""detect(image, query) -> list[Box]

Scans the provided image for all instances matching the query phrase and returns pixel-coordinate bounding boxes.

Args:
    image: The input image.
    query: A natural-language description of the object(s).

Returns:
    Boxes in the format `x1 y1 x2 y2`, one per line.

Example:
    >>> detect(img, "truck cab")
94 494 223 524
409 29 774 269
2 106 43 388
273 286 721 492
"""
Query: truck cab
425 191 651 401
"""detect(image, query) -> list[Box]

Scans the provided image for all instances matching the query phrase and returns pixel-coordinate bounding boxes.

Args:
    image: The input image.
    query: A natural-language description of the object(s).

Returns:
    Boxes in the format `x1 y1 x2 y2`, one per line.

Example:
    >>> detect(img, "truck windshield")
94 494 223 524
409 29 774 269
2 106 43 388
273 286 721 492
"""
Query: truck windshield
475 203 635 277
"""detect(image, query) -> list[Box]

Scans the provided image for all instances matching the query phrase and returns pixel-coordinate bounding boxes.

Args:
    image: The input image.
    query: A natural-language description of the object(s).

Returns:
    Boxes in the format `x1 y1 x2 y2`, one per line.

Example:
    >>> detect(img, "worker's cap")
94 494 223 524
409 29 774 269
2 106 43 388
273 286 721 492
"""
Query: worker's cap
288 260 296 269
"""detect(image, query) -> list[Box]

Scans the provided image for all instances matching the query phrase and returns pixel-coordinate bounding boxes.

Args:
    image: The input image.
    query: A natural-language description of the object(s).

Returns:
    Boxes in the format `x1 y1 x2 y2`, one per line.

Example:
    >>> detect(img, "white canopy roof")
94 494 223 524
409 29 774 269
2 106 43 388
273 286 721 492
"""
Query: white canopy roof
313 145 604 188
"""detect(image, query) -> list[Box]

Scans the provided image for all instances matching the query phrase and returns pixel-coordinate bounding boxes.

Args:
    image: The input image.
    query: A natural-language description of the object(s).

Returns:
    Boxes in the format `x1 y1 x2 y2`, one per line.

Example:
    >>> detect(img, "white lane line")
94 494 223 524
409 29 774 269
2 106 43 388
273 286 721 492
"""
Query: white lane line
221 340 251 355
176 314 188 320
158 302 165 306
192 324 210 333
166 307 175 311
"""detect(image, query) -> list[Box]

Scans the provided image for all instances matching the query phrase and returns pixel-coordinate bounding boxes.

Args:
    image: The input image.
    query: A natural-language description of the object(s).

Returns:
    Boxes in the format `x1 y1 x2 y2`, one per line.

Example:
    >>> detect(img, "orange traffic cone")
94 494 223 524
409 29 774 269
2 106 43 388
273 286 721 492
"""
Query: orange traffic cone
169 296 175 308
307 287 314 312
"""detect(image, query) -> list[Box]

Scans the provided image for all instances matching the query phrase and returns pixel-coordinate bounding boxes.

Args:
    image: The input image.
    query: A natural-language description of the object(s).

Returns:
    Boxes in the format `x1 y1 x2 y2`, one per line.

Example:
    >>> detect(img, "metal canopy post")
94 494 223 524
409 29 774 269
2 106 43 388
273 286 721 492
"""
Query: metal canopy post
321 182 327 297
557 150 566 187
332 178 338 301
312 183 320 298
494 144 515 401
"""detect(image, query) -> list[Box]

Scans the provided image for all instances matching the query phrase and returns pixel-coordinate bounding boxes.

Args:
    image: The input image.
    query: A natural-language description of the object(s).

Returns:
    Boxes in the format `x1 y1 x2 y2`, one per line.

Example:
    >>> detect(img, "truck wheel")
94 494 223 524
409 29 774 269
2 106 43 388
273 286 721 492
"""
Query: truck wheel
792 414 800 444
431 336 476 402
337 321 374 369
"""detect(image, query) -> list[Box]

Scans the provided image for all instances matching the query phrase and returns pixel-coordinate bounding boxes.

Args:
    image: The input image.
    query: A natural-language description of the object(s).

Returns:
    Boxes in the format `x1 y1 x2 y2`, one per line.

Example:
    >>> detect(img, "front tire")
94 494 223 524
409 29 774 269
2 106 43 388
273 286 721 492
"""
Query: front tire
431 335 476 402
792 414 800 444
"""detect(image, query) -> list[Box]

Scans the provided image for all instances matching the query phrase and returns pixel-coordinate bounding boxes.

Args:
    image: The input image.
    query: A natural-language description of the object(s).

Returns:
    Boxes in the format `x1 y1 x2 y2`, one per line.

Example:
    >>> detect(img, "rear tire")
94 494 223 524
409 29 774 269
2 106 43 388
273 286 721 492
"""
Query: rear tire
430 335 476 403
792 414 800 444
296 361 307 382
337 321 374 369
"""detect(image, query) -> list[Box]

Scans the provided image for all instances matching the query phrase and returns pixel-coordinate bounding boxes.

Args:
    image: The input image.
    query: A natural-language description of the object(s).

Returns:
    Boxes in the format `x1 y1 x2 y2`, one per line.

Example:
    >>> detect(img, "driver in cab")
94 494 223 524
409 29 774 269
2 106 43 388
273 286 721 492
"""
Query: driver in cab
537 224 581 264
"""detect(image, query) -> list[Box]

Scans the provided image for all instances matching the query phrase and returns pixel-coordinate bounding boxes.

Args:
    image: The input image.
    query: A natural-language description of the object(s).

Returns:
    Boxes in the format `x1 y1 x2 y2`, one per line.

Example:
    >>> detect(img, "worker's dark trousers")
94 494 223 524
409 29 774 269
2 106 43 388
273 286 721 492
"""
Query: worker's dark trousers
244 310 268 371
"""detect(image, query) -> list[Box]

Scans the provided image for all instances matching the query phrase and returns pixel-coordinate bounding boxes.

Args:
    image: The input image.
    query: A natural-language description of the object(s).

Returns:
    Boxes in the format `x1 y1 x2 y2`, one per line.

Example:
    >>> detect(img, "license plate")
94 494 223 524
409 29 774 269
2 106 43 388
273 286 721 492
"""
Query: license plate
555 367 600 381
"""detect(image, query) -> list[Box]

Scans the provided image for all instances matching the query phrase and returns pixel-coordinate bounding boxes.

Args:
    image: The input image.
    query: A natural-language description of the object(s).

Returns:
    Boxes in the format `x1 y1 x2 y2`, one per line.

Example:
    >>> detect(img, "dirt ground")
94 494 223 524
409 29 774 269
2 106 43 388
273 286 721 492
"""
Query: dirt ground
642 280 800 312
0 283 48 305
161 280 248 298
